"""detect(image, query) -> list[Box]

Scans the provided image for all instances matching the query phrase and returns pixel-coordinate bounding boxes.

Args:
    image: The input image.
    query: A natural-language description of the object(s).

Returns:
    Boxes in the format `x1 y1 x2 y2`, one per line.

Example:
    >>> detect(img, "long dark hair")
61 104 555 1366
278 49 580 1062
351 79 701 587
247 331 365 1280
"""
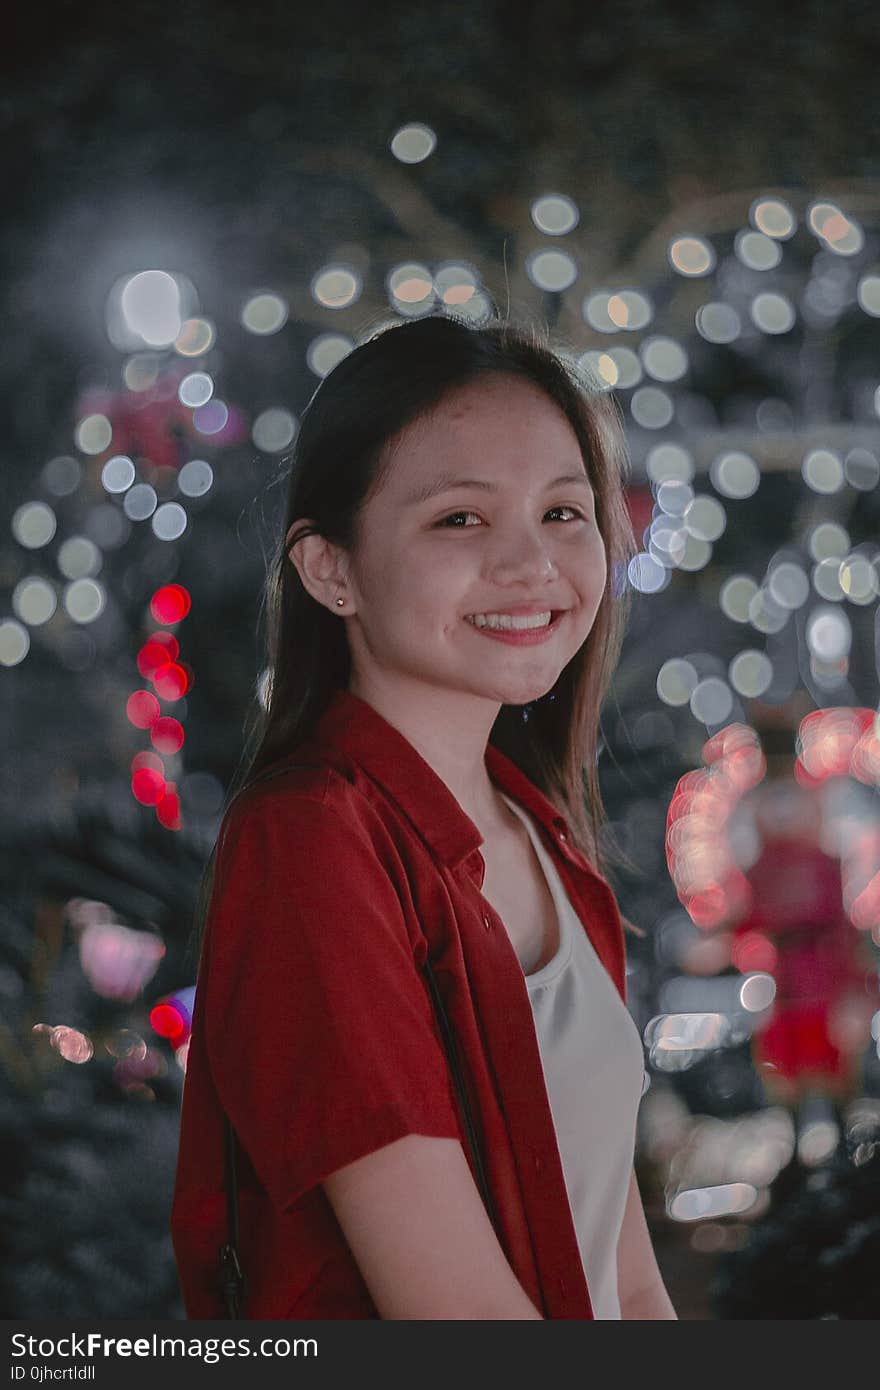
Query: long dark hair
191 313 636 955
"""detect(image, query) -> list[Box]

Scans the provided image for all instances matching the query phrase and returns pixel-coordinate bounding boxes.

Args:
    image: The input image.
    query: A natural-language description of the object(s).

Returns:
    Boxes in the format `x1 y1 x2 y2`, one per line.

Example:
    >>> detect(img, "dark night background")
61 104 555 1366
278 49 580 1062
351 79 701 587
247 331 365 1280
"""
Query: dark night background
2 0 880 1319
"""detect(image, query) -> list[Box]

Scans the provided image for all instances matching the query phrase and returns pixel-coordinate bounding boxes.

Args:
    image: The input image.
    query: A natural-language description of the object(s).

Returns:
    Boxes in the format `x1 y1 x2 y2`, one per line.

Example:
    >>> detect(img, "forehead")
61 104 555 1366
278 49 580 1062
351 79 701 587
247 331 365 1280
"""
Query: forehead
381 374 587 490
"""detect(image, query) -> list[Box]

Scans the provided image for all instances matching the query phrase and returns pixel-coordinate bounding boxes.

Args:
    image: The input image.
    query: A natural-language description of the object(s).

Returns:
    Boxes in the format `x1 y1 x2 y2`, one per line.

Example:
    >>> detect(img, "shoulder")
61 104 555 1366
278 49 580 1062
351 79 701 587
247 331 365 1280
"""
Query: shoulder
220 755 376 838
213 756 407 889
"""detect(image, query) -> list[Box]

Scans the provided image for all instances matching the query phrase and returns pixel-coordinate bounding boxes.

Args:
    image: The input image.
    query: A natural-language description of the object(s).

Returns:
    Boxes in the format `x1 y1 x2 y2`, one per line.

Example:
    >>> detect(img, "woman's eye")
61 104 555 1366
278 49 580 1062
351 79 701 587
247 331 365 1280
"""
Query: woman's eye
546 505 585 522
435 505 585 528
436 510 481 527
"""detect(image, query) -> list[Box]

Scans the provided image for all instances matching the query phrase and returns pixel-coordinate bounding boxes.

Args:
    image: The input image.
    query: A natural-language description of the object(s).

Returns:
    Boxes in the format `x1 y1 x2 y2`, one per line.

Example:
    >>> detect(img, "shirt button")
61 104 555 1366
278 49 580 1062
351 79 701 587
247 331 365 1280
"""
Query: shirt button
533 1154 542 1172
557 829 567 841
482 913 492 930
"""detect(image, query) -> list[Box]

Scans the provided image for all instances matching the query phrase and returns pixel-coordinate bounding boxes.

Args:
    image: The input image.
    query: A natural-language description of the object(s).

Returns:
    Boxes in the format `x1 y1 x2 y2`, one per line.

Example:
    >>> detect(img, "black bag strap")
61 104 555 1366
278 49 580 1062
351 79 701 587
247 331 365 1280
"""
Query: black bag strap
213 757 497 1318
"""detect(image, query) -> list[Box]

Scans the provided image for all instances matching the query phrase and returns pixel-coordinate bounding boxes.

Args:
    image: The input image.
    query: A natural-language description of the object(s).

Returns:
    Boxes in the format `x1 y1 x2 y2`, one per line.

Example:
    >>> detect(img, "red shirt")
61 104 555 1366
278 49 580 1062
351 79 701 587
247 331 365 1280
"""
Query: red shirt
171 688 630 1319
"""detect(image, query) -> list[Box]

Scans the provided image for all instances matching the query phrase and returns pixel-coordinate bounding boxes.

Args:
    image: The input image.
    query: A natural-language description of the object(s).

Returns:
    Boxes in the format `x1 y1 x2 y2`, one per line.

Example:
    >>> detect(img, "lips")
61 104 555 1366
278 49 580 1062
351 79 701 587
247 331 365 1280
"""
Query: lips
463 604 568 619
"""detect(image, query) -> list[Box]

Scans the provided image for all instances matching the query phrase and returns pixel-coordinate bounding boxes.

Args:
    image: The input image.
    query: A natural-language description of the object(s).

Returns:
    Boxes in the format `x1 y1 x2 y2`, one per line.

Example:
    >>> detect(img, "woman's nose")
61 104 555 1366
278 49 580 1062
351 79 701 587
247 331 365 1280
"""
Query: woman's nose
485 527 559 580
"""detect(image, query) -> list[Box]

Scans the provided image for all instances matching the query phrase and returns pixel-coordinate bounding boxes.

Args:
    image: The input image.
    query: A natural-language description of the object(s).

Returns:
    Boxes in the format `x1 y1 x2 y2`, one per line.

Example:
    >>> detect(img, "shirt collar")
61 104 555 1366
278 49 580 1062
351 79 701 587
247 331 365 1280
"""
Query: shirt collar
310 687 585 873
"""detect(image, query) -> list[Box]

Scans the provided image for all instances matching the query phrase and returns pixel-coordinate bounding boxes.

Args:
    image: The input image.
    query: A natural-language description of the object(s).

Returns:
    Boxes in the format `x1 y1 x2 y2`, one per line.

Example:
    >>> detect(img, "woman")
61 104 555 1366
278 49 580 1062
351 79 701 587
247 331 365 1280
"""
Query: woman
171 313 677 1319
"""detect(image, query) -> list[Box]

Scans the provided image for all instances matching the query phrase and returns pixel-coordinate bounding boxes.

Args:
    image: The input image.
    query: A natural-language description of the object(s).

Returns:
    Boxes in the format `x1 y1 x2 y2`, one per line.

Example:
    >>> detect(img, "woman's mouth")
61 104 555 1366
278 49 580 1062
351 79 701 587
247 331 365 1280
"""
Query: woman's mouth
463 610 566 645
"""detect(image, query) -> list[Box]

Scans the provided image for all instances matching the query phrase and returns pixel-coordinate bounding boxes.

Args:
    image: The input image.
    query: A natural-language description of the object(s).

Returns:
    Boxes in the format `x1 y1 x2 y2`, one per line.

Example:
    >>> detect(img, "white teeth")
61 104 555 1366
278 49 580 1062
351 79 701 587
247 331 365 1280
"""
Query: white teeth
466 611 553 631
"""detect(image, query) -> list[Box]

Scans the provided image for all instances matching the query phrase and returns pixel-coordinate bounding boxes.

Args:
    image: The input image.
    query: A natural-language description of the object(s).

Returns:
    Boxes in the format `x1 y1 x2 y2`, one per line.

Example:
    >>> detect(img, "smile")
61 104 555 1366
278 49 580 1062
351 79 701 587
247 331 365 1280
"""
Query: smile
465 612 552 630
463 610 566 645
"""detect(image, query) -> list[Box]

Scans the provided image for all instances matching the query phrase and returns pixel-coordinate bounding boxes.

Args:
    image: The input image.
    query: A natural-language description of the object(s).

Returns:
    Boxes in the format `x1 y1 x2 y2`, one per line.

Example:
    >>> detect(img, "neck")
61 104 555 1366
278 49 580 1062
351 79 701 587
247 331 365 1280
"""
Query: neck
346 674 510 829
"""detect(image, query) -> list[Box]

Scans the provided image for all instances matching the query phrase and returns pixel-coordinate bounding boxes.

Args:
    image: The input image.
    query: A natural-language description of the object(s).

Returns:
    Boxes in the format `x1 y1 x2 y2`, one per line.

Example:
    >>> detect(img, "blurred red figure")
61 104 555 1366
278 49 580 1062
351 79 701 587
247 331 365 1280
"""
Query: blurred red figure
733 770 876 1110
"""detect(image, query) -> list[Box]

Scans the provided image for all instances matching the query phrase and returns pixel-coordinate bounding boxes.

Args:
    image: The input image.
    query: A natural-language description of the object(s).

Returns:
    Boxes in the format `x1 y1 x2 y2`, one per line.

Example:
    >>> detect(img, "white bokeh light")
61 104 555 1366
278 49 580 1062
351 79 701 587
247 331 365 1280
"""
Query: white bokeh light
252 408 297 453
0 619 29 666
241 293 288 335
64 578 106 624
120 271 183 347
12 502 56 549
531 194 579 235
101 455 135 494
152 503 188 541
177 459 213 497
710 451 760 499
390 123 436 163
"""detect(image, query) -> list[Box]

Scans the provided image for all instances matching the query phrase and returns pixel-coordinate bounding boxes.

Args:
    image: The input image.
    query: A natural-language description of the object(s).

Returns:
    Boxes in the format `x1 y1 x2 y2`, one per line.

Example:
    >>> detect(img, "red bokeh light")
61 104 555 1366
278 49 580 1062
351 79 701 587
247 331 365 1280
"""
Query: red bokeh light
150 716 185 755
152 663 188 701
131 767 166 806
156 783 182 830
126 690 161 729
150 583 192 625
131 750 164 775
731 930 779 975
136 632 179 678
150 1002 185 1040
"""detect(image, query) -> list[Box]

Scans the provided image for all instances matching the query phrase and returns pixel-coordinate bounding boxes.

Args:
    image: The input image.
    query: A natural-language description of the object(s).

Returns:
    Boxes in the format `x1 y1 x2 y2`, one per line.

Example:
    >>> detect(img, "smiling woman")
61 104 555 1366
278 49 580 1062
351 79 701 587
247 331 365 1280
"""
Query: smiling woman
171 314 675 1321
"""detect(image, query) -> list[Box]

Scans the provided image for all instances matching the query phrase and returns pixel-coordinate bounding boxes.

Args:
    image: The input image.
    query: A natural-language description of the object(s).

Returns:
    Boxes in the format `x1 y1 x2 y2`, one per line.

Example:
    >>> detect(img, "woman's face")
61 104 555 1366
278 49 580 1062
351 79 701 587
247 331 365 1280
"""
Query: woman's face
340 373 608 712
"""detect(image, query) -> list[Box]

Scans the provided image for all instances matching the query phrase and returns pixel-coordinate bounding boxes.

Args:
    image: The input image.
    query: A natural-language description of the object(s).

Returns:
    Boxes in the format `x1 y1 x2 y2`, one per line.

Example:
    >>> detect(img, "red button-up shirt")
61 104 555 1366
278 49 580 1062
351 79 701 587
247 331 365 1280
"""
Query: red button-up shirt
171 687 631 1319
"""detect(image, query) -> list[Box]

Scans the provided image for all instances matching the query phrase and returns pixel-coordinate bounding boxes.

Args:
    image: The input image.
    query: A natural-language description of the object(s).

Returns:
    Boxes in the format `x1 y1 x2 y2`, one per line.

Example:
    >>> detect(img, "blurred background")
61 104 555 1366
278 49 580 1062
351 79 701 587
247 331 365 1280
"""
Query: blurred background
3 0 880 1319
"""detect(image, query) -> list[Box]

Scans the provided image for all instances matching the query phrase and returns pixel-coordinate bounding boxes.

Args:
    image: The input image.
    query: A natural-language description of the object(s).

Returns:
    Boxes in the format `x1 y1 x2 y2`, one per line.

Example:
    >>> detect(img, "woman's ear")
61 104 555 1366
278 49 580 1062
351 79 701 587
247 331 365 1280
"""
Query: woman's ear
287 520 351 614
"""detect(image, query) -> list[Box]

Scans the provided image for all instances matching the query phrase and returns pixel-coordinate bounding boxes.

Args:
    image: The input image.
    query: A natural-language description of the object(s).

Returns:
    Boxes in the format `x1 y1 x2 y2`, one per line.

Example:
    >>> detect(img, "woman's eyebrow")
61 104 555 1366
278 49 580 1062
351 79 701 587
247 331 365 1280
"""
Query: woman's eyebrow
404 472 593 505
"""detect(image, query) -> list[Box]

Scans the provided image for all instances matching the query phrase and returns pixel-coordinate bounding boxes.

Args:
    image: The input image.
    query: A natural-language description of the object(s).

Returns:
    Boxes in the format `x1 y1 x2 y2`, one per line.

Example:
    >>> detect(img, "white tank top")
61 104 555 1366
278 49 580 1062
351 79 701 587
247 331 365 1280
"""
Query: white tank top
499 793 646 1320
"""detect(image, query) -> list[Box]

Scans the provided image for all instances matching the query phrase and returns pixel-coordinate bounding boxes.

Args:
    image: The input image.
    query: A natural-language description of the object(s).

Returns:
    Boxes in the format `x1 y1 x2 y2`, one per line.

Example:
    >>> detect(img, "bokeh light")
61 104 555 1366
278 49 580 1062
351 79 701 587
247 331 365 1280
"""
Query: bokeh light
252 407 297 452
151 716 185 755
101 455 135 494
641 336 688 383
720 574 758 623
767 560 809 609
628 552 669 594
151 584 191 623
126 690 160 729
689 677 734 726
734 230 782 271
178 372 214 408
75 414 112 455
13 577 56 626
750 197 796 239
42 455 81 496
844 447 880 490
241 293 288 335
645 446 692 490
306 333 354 377
177 459 213 497
683 495 726 542
123 484 158 521
193 400 229 435
729 649 773 698
64 578 106 624
0 619 29 667
806 605 852 661
390 122 436 163
750 292 796 334
152 503 188 541
312 265 361 309
657 658 699 706
12 502 57 549
710 451 760 500
132 766 166 806
695 302 741 343
531 193 579 235
631 386 674 429
802 448 844 494
119 270 184 347
526 249 577 292
174 318 216 356
669 236 715 277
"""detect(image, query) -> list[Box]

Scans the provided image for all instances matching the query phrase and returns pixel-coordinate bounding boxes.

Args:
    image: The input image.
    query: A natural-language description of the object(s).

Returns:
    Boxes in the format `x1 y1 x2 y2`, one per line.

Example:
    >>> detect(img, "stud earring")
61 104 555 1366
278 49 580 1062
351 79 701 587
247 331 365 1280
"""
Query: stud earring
335 596 345 607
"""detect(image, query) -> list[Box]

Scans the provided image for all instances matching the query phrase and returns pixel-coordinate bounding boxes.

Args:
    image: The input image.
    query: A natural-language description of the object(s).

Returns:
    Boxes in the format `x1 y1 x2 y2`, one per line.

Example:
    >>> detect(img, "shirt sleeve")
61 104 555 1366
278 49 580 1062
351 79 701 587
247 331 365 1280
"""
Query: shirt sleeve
201 787 463 1211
